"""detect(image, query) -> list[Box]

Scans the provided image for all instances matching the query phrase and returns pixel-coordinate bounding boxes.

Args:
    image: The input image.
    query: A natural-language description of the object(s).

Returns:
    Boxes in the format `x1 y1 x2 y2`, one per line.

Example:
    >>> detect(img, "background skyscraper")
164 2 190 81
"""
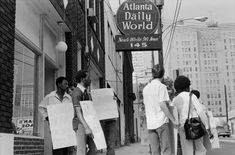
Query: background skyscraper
166 23 235 117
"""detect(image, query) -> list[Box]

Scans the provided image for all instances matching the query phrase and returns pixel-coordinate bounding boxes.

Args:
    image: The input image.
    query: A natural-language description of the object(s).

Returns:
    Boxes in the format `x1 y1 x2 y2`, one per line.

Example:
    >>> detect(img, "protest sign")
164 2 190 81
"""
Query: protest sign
0 133 13 155
16 117 33 135
80 101 107 150
169 105 178 155
91 88 119 120
47 102 77 149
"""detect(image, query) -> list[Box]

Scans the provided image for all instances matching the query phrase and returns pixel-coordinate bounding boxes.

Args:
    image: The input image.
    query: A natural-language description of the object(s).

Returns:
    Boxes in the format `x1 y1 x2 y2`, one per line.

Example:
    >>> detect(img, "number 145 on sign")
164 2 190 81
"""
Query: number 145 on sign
130 42 147 48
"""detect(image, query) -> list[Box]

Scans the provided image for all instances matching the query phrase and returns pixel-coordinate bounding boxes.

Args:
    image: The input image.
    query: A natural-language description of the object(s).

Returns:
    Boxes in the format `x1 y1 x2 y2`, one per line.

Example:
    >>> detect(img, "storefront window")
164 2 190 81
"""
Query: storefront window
13 39 36 135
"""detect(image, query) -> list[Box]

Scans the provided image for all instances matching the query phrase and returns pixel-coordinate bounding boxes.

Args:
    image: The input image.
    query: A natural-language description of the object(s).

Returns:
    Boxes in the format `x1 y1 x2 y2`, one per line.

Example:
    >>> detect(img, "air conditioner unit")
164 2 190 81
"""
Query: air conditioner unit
87 8 95 17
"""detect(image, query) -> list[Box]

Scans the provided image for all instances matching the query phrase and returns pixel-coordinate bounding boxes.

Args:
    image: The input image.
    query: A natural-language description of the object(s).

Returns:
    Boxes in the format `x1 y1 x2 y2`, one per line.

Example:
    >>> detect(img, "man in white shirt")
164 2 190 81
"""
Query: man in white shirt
39 76 72 155
143 64 177 155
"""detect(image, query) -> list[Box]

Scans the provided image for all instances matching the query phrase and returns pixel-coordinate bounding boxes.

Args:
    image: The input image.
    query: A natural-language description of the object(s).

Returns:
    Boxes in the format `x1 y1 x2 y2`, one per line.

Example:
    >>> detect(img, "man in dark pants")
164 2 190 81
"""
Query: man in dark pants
101 119 117 155
39 76 71 155
72 70 96 155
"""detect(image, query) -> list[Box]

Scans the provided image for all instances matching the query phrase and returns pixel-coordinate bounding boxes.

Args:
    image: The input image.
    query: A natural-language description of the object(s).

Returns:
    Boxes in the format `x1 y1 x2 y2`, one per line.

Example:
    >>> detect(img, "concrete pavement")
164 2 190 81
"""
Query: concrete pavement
98 137 235 155
97 143 150 155
115 143 150 155
207 138 235 155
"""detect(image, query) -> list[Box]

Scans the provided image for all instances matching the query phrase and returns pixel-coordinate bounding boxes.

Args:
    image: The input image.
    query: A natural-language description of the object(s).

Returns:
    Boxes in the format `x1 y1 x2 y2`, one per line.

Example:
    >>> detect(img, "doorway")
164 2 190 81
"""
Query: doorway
44 58 57 95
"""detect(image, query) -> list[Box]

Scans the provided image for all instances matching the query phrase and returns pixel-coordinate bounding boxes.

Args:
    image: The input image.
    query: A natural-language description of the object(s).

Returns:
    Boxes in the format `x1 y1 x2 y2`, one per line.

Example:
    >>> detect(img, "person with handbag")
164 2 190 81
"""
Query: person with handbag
191 90 217 151
172 76 209 155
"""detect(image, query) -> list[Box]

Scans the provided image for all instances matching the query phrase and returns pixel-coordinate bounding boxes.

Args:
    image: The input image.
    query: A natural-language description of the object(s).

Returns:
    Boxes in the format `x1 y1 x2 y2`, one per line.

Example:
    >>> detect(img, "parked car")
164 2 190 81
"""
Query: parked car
217 126 231 137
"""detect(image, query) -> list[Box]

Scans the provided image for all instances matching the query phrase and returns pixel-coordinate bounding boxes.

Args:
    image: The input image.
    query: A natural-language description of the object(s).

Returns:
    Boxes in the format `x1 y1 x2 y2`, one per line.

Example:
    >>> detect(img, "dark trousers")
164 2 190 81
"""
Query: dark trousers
101 120 117 155
53 148 68 155
87 136 97 155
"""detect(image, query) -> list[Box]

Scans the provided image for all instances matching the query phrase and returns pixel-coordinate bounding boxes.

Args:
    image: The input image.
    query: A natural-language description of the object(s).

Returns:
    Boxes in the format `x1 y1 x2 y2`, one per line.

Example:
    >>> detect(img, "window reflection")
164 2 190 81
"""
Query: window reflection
13 40 36 135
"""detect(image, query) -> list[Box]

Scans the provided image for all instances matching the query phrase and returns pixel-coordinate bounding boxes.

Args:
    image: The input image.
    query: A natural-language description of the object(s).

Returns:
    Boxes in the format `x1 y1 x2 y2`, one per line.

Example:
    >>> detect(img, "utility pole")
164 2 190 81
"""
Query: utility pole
157 5 163 66
151 51 155 67
153 0 164 67
224 85 229 123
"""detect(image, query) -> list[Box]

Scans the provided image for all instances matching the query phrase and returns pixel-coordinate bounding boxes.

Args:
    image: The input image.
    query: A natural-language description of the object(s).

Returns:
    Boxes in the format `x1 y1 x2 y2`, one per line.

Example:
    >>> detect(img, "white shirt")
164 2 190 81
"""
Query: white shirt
38 91 72 120
143 79 170 129
172 92 208 129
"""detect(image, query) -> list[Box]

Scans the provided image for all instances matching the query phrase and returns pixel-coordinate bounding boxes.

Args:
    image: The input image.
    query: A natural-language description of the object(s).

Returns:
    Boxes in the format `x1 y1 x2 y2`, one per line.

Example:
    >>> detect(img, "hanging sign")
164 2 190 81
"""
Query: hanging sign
116 0 161 51
116 0 160 35
116 34 161 51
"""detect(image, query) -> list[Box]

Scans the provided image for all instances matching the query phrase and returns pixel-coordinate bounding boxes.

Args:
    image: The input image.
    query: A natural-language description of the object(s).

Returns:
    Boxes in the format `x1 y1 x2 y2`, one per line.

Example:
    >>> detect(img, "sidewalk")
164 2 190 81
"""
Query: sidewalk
98 143 151 155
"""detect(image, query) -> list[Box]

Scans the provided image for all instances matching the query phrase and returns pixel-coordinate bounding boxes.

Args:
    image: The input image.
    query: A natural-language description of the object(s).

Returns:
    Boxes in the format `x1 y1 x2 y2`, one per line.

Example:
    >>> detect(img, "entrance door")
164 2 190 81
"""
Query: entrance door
44 59 56 95
44 58 57 155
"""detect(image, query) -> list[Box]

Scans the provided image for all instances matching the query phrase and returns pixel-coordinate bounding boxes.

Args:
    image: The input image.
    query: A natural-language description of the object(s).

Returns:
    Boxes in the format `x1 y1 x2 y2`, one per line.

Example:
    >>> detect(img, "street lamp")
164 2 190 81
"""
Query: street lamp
162 16 208 63
56 21 68 53
163 16 208 33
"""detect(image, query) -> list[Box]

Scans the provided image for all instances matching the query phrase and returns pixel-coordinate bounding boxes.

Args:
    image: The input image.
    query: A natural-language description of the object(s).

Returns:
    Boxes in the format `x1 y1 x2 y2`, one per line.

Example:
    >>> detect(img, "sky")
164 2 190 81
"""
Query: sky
108 0 235 76
108 0 235 24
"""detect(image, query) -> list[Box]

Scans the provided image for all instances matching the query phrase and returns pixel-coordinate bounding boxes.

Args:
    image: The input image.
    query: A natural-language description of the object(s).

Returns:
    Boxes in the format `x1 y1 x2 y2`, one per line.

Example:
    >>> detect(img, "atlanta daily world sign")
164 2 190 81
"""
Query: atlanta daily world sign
115 0 162 51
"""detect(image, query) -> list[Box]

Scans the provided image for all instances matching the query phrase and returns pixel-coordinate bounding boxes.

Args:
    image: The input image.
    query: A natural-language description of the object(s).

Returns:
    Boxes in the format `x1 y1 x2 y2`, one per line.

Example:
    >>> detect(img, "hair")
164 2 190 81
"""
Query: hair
56 76 68 87
75 70 88 83
152 64 165 79
174 76 191 93
191 90 200 99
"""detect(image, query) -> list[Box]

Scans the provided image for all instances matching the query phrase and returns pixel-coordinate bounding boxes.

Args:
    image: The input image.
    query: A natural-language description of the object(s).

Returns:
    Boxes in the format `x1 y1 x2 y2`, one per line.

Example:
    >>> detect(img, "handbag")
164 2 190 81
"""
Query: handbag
184 92 206 140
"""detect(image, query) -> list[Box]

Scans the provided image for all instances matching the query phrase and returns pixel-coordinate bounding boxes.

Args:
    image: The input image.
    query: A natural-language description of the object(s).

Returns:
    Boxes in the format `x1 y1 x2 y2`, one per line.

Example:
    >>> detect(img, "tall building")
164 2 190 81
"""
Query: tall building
132 51 152 84
167 23 235 117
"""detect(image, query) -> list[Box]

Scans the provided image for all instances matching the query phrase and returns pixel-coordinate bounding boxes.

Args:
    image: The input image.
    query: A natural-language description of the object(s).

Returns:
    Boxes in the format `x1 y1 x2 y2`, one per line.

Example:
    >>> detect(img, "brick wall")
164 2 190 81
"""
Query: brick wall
14 136 44 155
65 0 80 85
0 0 16 133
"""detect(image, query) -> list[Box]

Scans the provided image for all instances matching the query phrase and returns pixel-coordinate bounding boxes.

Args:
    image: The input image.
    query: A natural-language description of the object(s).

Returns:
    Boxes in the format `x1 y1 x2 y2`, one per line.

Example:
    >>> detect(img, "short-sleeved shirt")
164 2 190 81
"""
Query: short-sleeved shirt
71 84 90 130
71 84 85 107
38 91 72 120
172 92 208 128
143 79 170 130
71 84 90 107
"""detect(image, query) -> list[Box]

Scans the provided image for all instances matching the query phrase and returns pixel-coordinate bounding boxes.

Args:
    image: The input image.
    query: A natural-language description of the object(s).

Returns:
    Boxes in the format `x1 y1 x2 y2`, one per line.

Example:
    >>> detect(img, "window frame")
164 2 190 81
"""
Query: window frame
14 28 42 136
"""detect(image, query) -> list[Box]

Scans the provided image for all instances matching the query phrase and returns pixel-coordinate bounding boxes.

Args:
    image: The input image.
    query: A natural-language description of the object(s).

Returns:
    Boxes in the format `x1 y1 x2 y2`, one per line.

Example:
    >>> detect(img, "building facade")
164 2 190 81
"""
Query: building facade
1 0 72 154
132 51 154 84
0 0 135 154
167 24 235 117
104 1 125 145
66 0 105 89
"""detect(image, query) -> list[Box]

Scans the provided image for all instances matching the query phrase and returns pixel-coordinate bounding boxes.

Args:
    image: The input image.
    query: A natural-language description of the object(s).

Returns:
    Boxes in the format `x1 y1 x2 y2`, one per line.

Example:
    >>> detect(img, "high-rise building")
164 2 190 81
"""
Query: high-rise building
132 51 153 84
167 23 235 117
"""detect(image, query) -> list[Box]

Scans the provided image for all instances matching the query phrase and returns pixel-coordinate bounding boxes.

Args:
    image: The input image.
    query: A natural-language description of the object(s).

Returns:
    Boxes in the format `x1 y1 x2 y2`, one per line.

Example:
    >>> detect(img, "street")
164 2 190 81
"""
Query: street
207 137 235 155
106 137 235 155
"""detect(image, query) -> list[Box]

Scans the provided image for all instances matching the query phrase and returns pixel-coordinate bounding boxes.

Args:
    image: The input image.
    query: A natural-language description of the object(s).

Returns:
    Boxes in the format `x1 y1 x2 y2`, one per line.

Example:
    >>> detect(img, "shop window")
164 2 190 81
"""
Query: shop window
13 40 37 136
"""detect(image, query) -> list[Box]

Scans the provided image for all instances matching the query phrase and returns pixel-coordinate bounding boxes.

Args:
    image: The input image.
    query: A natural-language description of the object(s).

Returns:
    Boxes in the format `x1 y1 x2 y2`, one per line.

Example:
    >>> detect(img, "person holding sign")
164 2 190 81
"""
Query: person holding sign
72 70 96 155
90 88 119 155
38 76 72 155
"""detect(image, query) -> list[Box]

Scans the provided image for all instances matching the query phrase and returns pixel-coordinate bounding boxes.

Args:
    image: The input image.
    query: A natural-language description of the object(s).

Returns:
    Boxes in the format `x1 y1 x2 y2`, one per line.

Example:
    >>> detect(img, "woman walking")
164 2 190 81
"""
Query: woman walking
172 76 209 155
